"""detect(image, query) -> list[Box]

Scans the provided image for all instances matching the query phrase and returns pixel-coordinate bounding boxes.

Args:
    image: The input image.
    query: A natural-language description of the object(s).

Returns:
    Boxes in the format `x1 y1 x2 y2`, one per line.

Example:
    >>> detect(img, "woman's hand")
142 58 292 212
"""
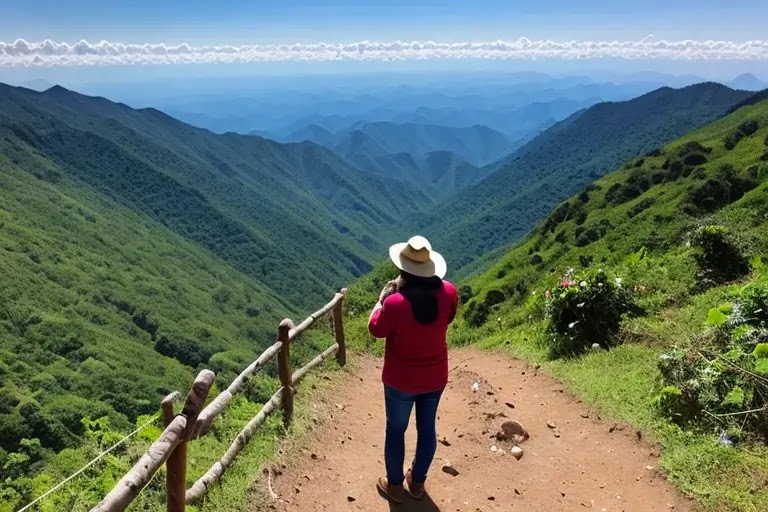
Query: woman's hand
378 280 399 304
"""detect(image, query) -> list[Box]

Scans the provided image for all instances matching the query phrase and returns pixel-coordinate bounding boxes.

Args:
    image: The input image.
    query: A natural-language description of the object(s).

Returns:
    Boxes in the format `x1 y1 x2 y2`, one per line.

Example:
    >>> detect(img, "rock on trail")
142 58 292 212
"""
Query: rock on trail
257 348 693 512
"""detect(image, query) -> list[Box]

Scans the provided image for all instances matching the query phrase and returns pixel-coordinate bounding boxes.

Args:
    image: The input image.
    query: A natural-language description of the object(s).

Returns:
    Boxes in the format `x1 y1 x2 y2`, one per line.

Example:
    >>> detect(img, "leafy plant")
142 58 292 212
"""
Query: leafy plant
690 225 750 289
543 268 639 358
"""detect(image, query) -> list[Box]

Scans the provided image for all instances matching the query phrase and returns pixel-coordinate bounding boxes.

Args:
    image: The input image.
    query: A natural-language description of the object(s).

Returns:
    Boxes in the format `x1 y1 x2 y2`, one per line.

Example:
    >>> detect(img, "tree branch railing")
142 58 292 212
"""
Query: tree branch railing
89 288 348 512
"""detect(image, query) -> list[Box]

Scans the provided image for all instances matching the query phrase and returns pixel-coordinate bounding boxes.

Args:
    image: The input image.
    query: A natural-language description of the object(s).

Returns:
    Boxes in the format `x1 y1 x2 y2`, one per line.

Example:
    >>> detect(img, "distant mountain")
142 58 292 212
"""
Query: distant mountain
0 84 426 309
278 121 508 200
422 83 755 274
728 73 768 91
348 150 491 202
336 122 515 167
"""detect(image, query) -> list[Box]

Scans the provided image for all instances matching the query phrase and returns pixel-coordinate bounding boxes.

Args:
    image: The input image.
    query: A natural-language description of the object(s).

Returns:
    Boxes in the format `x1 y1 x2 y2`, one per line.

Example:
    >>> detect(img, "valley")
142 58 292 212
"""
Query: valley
0 69 767 512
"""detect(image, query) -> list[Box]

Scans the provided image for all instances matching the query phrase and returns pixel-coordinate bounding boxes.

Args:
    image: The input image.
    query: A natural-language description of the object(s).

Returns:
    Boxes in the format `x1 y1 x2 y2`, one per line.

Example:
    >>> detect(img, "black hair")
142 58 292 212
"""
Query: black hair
398 270 443 325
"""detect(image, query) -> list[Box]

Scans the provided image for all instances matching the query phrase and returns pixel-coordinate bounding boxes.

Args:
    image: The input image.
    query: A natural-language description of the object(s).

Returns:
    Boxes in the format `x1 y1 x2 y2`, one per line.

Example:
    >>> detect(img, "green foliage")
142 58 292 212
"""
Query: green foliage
724 119 760 150
691 225 750 288
657 284 768 440
543 269 638 357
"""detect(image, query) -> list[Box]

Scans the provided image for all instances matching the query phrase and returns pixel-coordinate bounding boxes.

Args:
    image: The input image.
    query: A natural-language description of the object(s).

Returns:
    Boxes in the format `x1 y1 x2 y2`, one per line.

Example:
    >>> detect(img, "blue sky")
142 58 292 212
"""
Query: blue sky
1 0 767 85
4 0 768 43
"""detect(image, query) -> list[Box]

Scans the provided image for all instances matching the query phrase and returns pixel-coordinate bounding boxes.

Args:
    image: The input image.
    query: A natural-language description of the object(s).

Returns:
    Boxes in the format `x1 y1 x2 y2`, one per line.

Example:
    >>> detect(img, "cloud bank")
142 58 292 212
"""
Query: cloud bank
1 37 767 67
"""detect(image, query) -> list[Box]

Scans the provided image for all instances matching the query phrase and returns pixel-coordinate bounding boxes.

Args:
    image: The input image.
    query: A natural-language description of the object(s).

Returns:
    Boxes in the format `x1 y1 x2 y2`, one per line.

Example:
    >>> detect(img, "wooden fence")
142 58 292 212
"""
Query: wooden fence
90 288 348 512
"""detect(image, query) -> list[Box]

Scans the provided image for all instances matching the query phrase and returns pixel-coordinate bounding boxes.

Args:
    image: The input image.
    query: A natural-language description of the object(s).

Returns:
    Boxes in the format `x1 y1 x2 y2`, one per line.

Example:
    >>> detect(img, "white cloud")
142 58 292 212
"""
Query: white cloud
1 37 767 67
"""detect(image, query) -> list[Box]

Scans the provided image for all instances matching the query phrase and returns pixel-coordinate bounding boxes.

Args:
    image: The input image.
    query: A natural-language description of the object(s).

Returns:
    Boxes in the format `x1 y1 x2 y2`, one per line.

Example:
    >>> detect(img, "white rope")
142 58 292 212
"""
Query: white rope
16 412 162 512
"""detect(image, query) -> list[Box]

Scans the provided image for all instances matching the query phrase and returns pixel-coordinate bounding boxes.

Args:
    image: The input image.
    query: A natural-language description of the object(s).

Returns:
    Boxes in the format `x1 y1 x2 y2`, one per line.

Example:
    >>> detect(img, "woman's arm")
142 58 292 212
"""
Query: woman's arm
368 300 393 338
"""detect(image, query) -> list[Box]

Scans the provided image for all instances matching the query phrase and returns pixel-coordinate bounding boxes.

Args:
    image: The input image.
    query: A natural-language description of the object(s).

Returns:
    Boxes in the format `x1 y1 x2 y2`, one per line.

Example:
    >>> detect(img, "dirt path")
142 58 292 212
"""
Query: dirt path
265 349 694 512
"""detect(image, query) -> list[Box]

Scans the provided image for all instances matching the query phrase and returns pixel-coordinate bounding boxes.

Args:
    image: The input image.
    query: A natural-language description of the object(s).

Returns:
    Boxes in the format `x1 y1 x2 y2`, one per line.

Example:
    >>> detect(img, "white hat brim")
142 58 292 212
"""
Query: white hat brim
388 242 447 279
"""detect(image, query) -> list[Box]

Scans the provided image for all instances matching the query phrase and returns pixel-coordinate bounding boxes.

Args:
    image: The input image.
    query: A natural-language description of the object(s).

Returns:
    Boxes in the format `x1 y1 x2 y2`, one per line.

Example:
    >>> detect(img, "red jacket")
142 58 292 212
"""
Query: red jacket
368 280 458 394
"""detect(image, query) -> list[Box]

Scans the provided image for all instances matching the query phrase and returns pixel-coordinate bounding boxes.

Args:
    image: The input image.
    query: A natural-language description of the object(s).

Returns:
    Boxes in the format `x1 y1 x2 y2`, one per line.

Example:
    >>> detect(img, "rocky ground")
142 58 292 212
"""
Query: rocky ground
255 349 695 511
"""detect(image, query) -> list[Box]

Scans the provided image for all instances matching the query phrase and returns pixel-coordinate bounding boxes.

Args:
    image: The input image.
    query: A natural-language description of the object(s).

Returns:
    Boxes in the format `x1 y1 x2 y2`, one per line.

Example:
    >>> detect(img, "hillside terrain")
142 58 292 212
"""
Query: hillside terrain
0 84 427 308
424 83 755 274
343 93 768 511
0 82 421 510
3 78 767 512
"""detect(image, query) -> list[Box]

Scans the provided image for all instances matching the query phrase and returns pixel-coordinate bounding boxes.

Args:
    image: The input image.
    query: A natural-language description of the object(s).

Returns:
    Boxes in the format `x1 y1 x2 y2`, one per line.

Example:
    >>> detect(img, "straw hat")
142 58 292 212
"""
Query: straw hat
388 235 447 279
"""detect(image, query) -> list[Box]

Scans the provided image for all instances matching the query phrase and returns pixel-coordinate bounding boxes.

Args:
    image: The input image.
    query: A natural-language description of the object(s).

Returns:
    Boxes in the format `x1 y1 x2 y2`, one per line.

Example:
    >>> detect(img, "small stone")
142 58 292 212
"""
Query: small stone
488 496 496 501
645 465 655 470
442 463 459 476
439 437 451 446
510 446 524 460
490 445 498 452
580 413 589 419
514 488 521 495
505 402 515 409
547 421 557 429
347 495 356 502
310 453 318 460
554 430 561 438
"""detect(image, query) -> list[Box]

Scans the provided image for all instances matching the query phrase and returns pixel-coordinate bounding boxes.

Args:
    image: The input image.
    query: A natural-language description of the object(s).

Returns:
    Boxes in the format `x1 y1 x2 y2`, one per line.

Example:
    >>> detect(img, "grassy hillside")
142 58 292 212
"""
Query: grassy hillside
343 97 768 511
0 83 427 308
425 83 755 275
0 83 426 510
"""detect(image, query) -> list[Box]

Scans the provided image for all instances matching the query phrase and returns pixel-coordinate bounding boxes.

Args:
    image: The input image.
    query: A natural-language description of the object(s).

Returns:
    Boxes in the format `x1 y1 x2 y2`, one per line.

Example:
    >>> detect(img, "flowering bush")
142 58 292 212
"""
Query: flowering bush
544 268 638 358
657 284 768 441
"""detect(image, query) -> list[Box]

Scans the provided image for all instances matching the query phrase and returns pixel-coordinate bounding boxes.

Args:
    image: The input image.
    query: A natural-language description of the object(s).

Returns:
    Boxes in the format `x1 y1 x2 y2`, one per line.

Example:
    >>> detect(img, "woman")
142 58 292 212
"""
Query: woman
368 235 458 503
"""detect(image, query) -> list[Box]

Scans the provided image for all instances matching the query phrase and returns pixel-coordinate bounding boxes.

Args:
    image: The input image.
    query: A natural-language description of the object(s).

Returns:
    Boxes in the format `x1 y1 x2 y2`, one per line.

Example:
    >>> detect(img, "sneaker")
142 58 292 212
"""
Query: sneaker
376 477 406 504
405 468 425 500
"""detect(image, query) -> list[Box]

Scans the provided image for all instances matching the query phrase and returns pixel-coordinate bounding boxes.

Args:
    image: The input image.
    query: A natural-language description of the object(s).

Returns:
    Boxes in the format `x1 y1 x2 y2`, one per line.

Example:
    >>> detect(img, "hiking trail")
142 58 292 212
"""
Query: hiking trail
256 349 694 512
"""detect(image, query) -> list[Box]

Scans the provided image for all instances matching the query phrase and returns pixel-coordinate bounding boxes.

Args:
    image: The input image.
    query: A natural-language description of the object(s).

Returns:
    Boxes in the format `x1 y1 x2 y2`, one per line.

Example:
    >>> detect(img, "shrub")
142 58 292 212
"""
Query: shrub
724 119 760 150
725 132 742 150
543 269 638 358
628 197 656 218
463 289 506 327
691 225 750 288
529 253 543 266
574 219 612 247
657 288 768 440
682 164 759 215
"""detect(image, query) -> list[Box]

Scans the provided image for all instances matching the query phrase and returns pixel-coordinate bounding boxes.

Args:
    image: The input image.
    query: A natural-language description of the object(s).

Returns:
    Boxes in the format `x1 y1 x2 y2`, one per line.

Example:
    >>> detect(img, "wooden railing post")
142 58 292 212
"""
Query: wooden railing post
162 393 186 512
333 288 348 367
277 319 294 427
90 370 214 512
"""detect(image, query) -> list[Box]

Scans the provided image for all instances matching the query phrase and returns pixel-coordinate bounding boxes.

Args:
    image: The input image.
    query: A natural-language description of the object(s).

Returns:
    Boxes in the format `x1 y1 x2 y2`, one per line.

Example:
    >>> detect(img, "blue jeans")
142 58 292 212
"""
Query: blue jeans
384 384 444 485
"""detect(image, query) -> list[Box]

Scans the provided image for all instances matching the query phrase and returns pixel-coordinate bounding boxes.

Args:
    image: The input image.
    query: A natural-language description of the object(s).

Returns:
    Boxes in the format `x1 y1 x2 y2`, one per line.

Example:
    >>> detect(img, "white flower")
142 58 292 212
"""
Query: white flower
576 302 585 308
615 278 623 287
580 281 587 288
597 282 604 288
568 321 579 329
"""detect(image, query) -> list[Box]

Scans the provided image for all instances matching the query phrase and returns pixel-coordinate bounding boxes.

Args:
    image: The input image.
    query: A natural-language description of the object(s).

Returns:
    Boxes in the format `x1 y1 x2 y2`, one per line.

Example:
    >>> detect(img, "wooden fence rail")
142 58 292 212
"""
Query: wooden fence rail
89 288 347 512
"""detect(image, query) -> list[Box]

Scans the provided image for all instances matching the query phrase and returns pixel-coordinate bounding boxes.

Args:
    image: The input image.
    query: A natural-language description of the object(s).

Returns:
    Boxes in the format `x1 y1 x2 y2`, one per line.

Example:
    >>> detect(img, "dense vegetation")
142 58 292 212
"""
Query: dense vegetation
424 82 755 275
0 84 427 309
0 82 422 510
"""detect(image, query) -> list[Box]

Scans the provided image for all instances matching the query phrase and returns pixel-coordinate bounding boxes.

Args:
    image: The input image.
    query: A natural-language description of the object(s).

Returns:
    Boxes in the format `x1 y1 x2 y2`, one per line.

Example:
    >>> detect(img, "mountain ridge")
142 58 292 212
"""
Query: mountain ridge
423 82 755 274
